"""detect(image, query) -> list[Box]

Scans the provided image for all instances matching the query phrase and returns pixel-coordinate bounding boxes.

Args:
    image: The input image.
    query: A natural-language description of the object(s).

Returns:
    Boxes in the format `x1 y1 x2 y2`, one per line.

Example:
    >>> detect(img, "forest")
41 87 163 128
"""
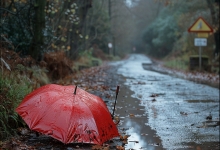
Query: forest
0 0 219 141
1 0 219 62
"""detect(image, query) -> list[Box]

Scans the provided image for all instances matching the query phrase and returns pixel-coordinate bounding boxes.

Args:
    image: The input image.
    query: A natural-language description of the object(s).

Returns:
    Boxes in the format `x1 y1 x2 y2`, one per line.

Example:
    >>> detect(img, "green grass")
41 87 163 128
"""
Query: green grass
0 72 33 140
163 57 189 71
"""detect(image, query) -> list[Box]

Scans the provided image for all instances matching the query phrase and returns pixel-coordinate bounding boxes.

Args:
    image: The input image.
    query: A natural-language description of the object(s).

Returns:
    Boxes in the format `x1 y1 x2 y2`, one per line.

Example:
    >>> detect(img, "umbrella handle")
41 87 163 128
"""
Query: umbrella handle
116 85 119 95
112 85 120 119
74 86 77 95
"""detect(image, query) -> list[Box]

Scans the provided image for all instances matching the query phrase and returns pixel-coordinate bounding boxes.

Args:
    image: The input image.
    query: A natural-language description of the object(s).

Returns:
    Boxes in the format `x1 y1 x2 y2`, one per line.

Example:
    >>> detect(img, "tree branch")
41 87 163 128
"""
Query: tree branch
0 7 17 15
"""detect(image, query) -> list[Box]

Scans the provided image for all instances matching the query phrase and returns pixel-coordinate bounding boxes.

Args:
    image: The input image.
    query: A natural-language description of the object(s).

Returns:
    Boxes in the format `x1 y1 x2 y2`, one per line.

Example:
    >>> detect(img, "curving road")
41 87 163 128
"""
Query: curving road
110 54 219 150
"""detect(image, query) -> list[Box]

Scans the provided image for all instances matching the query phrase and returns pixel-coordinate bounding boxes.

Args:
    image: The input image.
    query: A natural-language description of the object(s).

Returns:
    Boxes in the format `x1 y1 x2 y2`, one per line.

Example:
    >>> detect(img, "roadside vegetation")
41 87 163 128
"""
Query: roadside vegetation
0 72 32 139
0 0 219 142
138 0 219 73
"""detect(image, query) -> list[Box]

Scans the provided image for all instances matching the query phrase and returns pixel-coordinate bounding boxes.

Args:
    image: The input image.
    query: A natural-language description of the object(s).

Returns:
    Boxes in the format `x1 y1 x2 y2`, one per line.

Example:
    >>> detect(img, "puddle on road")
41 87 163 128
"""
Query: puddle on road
114 82 163 150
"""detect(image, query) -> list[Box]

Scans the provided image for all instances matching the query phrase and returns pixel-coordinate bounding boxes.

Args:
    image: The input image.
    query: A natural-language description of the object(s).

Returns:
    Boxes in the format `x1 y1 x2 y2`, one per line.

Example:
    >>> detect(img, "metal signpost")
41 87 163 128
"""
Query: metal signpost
188 17 213 71
194 38 207 70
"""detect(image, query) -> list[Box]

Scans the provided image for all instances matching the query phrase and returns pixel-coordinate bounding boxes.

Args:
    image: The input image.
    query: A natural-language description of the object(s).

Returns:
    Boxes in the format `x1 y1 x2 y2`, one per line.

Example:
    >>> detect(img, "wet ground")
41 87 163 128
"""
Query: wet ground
2 54 219 150
110 54 219 150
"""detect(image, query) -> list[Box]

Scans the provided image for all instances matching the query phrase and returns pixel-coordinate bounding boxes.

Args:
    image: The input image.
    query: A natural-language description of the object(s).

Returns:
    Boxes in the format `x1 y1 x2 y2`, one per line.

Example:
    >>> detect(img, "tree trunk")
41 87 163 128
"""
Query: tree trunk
78 0 92 30
68 0 92 59
207 0 219 55
30 0 46 61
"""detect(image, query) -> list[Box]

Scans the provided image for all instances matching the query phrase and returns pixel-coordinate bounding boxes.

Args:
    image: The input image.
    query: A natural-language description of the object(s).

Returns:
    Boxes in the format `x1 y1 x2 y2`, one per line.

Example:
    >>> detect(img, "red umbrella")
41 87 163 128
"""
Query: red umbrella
16 84 119 145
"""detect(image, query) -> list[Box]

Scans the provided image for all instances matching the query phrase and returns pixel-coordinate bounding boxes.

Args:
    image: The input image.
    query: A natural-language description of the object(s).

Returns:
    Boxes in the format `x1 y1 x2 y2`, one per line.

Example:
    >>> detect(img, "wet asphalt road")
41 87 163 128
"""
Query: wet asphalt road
109 54 219 150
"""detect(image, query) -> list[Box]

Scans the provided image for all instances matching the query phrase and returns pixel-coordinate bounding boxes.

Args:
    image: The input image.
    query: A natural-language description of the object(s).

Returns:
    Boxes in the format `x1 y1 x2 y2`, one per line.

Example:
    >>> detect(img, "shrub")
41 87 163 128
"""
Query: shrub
0 73 32 140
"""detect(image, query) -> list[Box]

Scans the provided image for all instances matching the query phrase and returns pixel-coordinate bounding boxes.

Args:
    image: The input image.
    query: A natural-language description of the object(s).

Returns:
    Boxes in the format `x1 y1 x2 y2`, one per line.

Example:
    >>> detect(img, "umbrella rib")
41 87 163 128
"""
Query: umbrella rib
66 89 81 143
83 94 120 144
70 91 101 144
65 87 100 144
81 94 101 142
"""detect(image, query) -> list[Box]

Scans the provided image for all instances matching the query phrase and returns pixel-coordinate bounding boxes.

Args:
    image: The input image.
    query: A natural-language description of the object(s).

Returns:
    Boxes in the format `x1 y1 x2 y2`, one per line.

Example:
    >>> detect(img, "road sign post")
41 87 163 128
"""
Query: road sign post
188 17 213 71
194 38 207 70
199 46 202 70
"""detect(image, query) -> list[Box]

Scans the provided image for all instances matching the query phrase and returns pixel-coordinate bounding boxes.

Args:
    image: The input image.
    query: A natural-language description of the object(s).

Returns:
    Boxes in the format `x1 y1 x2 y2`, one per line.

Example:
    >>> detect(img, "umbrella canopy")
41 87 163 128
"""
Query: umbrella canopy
16 84 119 145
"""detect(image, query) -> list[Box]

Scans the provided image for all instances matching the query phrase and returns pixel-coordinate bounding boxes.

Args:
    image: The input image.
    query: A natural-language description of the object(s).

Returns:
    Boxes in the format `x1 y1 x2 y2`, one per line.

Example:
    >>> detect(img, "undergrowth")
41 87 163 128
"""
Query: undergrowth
0 72 32 140
163 52 190 71
164 58 189 71
75 50 102 68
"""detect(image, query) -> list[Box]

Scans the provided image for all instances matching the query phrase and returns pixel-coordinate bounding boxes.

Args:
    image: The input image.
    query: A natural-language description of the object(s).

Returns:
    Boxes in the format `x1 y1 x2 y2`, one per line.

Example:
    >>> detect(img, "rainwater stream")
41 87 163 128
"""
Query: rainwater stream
110 54 219 150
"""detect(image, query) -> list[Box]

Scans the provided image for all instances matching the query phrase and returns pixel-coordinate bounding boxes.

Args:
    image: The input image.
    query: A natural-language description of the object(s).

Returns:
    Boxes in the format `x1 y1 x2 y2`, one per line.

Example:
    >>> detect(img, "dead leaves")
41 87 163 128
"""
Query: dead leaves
132 81 146 85
1 138 35 150
180 111 188 115
60 65 112 94
129 114 135 117
120 135 129 141
92 144 109 150
90 140 127 150
17 127 30 135
151 98 156 102
116 145 125 150
119 135 130 145
113 116 120 125
149 93 159 97
206 112 212 120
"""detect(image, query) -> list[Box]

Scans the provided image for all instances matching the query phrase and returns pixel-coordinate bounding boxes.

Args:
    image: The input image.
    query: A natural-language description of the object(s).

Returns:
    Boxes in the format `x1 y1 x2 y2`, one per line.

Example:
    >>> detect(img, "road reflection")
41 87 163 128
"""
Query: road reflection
113 54 219 150
115 83 163 150
124 119 157 150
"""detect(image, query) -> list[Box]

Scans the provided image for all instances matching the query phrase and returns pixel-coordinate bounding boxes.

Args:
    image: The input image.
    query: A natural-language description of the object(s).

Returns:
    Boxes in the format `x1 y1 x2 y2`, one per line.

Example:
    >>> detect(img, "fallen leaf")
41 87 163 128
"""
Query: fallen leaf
152 98 156 102
149 94 159 97
92 145 105 150
116 145 125 150
123 135 129 140
206 113 212 120
180 112 188 115
17 128 29 135
129 114 135 117
120 135 123 140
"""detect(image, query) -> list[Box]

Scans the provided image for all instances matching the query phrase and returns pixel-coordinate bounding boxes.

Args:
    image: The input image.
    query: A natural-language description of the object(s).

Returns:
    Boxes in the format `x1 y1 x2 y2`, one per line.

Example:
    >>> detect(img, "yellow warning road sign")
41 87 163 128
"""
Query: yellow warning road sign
188 17 213 33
